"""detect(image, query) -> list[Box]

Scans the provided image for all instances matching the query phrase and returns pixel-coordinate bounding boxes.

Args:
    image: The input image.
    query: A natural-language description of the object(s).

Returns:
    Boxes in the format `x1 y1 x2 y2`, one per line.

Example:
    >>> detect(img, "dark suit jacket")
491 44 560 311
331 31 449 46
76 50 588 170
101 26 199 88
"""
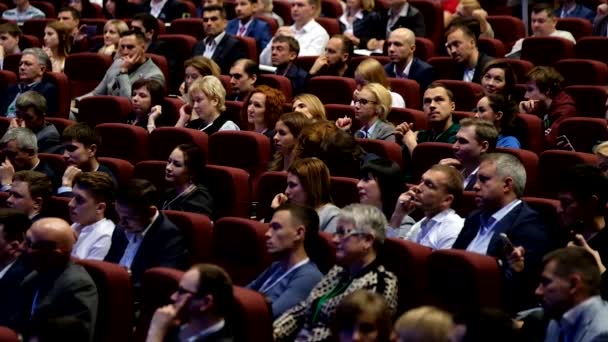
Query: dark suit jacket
278 63 309 96
453 201 552 311
339 10 383 48
226 17 272 53
35 122 61 154
384 57 435 92
142 0 188 22
0 81 58 117
192 34 247 74
455 52 494 84
555 4 595 22
104 212 188 287
0 257 32 326
34 159 61 191
379 5 426 39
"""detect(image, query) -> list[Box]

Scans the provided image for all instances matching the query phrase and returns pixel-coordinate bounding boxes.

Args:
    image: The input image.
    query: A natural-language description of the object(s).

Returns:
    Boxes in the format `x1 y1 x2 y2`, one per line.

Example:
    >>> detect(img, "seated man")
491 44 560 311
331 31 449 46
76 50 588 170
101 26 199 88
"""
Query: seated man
518 66 576 147
104 179 188 287
226 0 272 52
445 18 493 83
384 28 435 92
270 35 309 96
70 172 116 261
130 13 171 56
142 0 189 22
556 0 594 21
13 90 61 154
367 0 425 51
0 23 22 70
57 7 87 53
389 164 465 249
77 30 165 100
0 48 57 117
227 58 258 101
6 171 53 222
8 218 98 341
248 204 323 318
146 264 235 342
1 0 45 23
309 35 355 78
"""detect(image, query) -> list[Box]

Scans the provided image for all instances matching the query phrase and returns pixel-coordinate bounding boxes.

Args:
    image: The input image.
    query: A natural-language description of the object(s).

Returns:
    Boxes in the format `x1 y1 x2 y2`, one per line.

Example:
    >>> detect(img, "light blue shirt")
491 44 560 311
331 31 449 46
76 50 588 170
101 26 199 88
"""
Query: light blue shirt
466 199 522 255
118 211 159 268
355 119 380 139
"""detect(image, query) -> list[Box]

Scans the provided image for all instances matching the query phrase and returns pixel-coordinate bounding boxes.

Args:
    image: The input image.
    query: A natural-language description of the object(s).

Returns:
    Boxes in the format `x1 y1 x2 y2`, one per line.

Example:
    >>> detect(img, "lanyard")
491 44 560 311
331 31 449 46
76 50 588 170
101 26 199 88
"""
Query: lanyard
311 279 351 324
259 258 310 294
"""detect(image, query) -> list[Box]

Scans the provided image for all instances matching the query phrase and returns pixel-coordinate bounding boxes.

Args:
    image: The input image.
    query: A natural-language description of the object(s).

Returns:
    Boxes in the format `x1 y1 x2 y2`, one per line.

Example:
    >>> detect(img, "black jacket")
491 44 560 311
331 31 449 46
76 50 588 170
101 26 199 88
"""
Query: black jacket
379 5 426 38
192 34 247 74
142 0 189 22
277 63 309 96
159 184 214 218
339 10 383 48
0 81 58 116
384 57 435 92
455 52 494 84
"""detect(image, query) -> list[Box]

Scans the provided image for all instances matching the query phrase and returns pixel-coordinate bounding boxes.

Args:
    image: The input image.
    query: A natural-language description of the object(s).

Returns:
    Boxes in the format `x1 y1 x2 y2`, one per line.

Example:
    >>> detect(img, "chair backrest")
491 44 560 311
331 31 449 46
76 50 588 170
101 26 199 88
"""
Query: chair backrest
329 176 359 208
556 17 593 41
3 53 20 75
556 117 608 153
65 53 113 98
21 18 53 40
95 123 149 164
97 157 134 188
46 117 76 135
305 76 357 105
43 72 71 118
386 107 428 131
77 95 132 126
315 17 340 36
487 15 526 50
257 74 293 101
388 78 421 110
478 37 506 57
521 36 575 66
255 171 287 221
0 327 19 342
231 287 274 342
436 79 483 111
234 35 258 63
146 53 169 89
356 139 403 169
19 34 41 49
415 37 436 61
0 69 16 94
321 0 343 17
410 0 444 48
163 210 214 264
564 85 608 118
166 18 206 40
133 160 168 193
272 0 292 25
523 196 563 244
47 196 72 222
513 113 545 155
554 59 608 86
427 56 459 80
148 127 209 161
575 36 608 65
412 142 454 182
206 164 251 218
539 150 599 198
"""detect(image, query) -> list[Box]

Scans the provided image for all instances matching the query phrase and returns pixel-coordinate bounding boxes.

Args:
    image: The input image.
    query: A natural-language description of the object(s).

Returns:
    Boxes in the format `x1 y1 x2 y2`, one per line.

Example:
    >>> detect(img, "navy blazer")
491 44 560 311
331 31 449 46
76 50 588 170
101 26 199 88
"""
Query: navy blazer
0 81 57 117
192 33 247 74
384 57 435 92
226 17 272 53
0 257 31 326
555 4 595 22
142 0 188 22
339 10 384 48
279 63 309 96
454 52 494 84
379 5 426 38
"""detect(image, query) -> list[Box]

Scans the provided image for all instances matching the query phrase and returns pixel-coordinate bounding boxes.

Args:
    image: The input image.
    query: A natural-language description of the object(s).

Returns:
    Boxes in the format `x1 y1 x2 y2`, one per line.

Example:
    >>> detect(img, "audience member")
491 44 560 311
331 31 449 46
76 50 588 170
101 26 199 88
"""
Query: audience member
384 28 435 92
228 58 258 101
391 164 464 248
70 172 116 260
557 0 594 21
354 58 405 108
338 83 396 141
192 5 247 74
273 204 398 342
142 0 188 22
130 13 170 56
446 0 494 38
67 0 99 19
518 66 576 147
445 17 493 83
256 0 284 26
339 0 382 49
226 0 272 51
57 7 88 52
480 60 517 98
146 264 235 342
0 48 57 117
292 93 327 121
179 56 221 101
128 79 168 133
393 306 454 342
13 90 61 154
0 23 22 70
594 1 608 35
331 290 393 342
269 35 309 96
259 0 329 64
104 178 188 287
43 20 72 73
309 35 355 77
368 0 425 51
6 171 53 221
475 94 521 148
1 0 45 23
159 144 214 217
595 141 608 177
241 85 285 139
270 111 312 171
104 0 134 18
96 19 129 57
248 204 323 318
452 308 520 342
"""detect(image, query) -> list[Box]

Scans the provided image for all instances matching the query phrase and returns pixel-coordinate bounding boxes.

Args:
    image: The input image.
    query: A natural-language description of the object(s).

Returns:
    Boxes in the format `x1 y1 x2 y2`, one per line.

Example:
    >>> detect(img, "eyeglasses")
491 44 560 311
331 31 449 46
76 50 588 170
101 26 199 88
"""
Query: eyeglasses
334 228 368 240
353 98 377 105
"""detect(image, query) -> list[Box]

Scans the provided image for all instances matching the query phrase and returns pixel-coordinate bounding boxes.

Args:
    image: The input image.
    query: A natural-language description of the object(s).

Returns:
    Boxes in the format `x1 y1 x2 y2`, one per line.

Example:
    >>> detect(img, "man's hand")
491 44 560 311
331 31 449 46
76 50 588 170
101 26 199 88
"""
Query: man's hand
62 165 82 187
439 158 463 170
569 234 606 274
0 159 15 186
310 55 329 75
366 38 384 51
598 3 608 15
335 116 352 132
276 26 294 37
120 50 142 73
271 193 288 209
519 100 539 114
507 246 526 273
395 122 417 146
146 304 180 342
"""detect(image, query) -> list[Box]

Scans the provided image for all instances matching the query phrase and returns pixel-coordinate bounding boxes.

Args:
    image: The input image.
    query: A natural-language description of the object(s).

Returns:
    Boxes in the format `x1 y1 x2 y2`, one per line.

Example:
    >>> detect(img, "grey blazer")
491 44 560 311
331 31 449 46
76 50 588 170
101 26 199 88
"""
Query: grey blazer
545 296 608 342
355 120 396 142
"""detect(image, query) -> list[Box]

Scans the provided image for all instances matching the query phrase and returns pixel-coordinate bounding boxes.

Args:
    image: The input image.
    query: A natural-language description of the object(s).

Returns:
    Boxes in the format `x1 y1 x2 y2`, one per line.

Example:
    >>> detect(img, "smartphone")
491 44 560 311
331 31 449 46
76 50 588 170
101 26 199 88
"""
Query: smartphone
499 233 514 254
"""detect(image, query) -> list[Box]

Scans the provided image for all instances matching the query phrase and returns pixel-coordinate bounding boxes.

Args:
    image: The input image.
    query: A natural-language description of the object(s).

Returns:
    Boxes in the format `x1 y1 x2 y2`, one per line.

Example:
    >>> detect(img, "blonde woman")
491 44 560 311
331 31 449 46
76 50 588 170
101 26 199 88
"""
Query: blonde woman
292 94 327 121
98 19 128 57
354 58 405 108
394 306 455 342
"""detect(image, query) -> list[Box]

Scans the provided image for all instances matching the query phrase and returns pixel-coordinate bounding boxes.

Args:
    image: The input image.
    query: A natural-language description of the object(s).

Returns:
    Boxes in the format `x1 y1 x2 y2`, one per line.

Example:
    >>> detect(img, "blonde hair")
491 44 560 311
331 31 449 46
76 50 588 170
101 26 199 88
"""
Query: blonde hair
308 0 321 18
394 306 454 342
361 83 392 120
460 0 481 10
293 94 327 121
360 0 375 11
355 58 390 88
188 76 226 112
105 19 129 35
595 141 608 158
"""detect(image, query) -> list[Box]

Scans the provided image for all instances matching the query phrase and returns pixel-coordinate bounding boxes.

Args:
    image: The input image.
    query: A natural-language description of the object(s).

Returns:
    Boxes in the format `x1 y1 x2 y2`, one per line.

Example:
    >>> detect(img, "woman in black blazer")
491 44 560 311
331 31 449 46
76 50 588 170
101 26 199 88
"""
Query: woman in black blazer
339 0 383 49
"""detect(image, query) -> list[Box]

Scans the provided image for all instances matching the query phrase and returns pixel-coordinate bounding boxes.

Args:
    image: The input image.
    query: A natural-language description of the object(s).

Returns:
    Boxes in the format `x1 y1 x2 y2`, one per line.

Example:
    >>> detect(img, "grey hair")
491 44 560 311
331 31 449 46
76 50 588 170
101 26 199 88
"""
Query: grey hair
0 127 38 153
15 90 47 116
481 153 527 197
338 203 387 244
22 48 50 71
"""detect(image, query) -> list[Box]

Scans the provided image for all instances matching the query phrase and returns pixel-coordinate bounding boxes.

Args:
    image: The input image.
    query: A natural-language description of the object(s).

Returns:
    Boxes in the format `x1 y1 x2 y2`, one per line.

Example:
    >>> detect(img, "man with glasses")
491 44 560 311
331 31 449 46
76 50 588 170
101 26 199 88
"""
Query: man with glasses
193 5 247 74
227 58 258 101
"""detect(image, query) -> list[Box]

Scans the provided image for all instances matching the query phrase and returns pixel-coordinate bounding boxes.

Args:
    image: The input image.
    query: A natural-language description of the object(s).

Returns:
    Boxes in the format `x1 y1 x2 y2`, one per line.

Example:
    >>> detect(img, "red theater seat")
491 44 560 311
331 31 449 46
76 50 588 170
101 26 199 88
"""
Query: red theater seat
496 58 534 84
387 108 428 131
487 15 526 50
564 85 608 118
77 96 132 126
272 0 292 25
0 70 16 94
437 80 483 111
231 287 274 342
321 0 343 17
98 157 134 187
316 17 340 36
163 210 214 264
356 138 403 169
257 74 293 101
415 37 435 61
43 72 70 118
148 127 209 161
206 164 251 218
410 0 443 48
95 123 149 164
389 78 421 110
47 196 71 222
224 101 244 128
295 55 318 72
133 160 167 193
521 37 575 66
0 327 18 342
575 36 608 65
167 18 206 40
555 59 608 86
19 34 41 49
428 57 459 80
556 117 608 153
330 176 359 208
523 196 562 240
255 171 287 221
21 18 53 39
539 150 598 198
514 113 545 155
478 37 506 57
306 76 357 105
46 117 76 135
411 142 454 182
65 53 113 97
556 17 592 41
234 36 258 63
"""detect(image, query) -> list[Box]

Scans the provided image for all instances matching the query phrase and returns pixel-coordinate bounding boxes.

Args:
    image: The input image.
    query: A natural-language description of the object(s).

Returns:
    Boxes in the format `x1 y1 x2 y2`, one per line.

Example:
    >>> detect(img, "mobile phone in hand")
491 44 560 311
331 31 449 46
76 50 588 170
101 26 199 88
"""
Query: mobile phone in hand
499 233 515 254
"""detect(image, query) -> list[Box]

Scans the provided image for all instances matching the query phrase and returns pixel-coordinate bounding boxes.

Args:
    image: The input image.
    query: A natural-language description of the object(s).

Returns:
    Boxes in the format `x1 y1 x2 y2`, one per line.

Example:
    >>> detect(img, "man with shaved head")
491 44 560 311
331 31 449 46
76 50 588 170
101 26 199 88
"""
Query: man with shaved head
7 218 98 341
384 28 435 92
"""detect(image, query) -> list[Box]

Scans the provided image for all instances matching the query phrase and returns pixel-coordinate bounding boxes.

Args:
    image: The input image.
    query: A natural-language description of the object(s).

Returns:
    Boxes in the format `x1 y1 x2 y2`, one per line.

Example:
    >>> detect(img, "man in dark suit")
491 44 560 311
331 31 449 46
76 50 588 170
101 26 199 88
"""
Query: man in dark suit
226 0 272 52
453 153 552 311
6 171 53 222
146 264 236 342
367 0 425 51
270 35 308 95
445 18 493 84
130 12 176 71
193 5 247 74
384 28 435 92
0 48 57 117
104 178 188 287
13 90 61 154
8 217 98 341
142 0 189 22
556 0 595 22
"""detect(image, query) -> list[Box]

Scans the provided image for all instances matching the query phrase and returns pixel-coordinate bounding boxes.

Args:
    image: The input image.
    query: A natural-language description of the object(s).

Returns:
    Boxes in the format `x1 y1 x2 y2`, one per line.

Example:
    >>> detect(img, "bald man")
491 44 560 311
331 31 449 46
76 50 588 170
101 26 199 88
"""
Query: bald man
384 28 435 92
7 218 98 341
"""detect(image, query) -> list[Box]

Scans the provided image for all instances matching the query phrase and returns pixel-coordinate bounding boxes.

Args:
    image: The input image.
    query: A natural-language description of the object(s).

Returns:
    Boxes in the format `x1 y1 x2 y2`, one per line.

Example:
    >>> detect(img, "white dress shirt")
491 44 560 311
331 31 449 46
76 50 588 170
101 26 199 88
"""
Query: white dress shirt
149 0 168 18
400 208 464 250
339 10 363 35
72 218 116 260
509 30 576 55
259 19 329 65
119 210 159 268
466 199 522 255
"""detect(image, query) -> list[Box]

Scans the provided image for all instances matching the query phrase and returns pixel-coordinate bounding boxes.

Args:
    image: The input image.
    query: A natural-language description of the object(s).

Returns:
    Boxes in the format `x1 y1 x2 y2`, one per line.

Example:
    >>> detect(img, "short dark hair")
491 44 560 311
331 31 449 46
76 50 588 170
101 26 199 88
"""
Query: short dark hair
446 16 480 42
484 93 518 132
0 22 21 37
115 178 159 214
120 29 147 44
235 58 259 78
543 247 601 296
459 118 498 152
132 79 165 107
202 5 227 19
193 264 234 317
559 164 608 214
13 171 53 206
532 3 555 18
428 164 464 205
0 208 31 243
174 144 207 183
62 123 100 147
274 203 320 251
360 158 405 218
426 82 455 102
59 6 81 20
526 66 564 98
273 35 300 55
15 90 47 117
133 12 159 39
331 34 354 62
73 171 115 205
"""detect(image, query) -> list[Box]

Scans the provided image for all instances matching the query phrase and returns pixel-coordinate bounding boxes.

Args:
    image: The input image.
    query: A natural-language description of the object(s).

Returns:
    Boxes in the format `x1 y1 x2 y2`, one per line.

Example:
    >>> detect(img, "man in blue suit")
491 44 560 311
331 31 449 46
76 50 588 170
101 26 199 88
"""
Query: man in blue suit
226 0 272 53
555 0 595 22
384 28 435 93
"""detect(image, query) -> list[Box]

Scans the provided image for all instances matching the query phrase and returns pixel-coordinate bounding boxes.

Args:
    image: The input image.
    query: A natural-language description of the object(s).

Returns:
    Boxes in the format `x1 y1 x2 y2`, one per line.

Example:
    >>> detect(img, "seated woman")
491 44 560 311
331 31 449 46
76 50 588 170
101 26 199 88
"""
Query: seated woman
248 203 323 318
339 0 382 49
271 158 341 233
128 79 171 133
292 94 327 121
336 82 396 142
68 0 99 18
445 0 494 38
475 93 521 148
331 290 393 342
393 306 455 342
273 204 398 342
174 76 240 134
97 19 129 57
43 21 72 73
179 56 222 101
270 111 312 171
480 60 517 98
159 144 214 217
240 85 285 140
354 58 405 108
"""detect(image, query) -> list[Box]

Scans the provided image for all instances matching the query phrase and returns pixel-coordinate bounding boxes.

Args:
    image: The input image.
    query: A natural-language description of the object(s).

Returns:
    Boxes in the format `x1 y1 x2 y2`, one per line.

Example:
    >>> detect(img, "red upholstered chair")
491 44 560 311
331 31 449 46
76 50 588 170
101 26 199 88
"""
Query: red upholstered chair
514 113 545 155
556 117 608 153
30 1 55 17
350 56 390 72
21 18 53 39
575 36 608 64
43 72 71 118
212 217 272 285
427 249 503 313
46 117 76 135
389 78 421 110
539 150 598 198
0 117 9 138
38 152 67 175
295 55 318 72
18 34 41 48
564 85 608 118
556 17 593 41
80 19 107 35
0 70 16 94
95 123 149 164
330 176 359 208
272 0 292 25
487 15 526 50
148 127 209 161
496 147 539 196
3 54 20 75
224 100 244 128
177 0 197 17
206 164 251 218
324 104 359 131
163 210 214 264
47 196 72 222
493 59 534 84
387 108 428 131
356 139 403 169
415 37 435 61
478 37 506 57
453 110 474 122
0 3 7 14
428 57 459 80
254 171 287 221
378 238 432 311
231 287 274 342
75 260 133 342
437 80 483 111
77 95 132 126
521 37 575 66
146 53 169 88
256 15 278 35
523 196 562 239
411 142 454 182
234 36 258 63
167 18 206 40
65 53 113 97
133 160 168 193
321 0 343 17
452 191 478 217
257 74 293 101
0 327 18 342
316 17 340 36
410 0 443 48
306 76 357 105
98 157 134 187
316 232 336 274
157 34 198 86
555 59 608 86
161 96 183 126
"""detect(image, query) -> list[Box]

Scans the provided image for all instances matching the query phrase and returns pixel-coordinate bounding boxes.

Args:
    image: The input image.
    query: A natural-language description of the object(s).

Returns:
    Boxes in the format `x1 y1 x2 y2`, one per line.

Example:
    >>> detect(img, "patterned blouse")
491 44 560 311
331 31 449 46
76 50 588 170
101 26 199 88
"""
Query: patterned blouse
273 259 398 342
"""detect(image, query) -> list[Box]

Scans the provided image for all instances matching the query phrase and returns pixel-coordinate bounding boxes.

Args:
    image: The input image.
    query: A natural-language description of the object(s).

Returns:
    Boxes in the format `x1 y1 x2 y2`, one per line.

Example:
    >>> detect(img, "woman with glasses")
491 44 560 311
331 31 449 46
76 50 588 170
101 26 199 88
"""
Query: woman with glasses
353 58 405 109
240 85 286 140
273 204 398 342
336 83 396 142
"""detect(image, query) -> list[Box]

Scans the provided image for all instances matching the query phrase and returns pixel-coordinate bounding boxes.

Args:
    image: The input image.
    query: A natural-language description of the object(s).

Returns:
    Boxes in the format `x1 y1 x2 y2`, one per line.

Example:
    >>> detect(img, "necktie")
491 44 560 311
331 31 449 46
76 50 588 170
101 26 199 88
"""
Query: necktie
238 26 246 36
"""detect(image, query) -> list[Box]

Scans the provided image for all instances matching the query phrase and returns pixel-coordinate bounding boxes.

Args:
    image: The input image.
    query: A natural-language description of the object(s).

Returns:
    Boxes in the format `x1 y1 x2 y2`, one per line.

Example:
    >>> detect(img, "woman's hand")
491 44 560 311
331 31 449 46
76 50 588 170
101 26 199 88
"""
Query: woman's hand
335 116 352 132
175 104 192 128
149 105 162 120
271 193 289 209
